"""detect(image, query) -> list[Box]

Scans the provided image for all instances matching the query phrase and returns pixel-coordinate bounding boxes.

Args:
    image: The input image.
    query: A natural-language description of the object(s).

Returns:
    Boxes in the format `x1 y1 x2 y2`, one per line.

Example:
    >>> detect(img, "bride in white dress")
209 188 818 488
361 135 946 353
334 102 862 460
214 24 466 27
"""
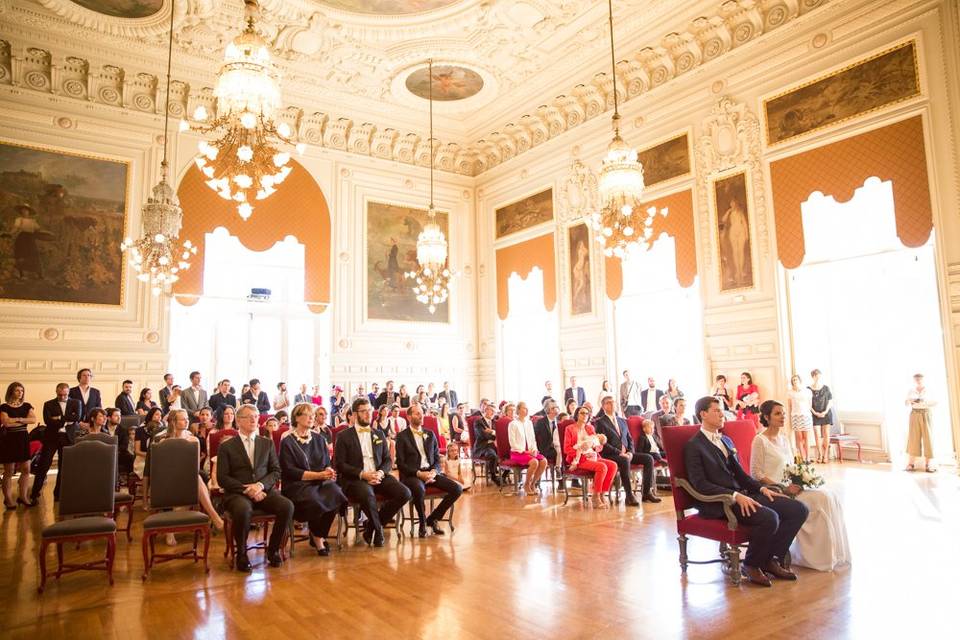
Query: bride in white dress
750 400 851 571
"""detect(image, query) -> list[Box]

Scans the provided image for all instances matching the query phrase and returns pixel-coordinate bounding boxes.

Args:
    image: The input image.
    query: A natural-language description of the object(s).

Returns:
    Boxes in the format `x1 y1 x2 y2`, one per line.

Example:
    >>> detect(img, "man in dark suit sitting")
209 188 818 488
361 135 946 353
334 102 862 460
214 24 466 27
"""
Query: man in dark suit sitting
396 404 462 537
31 382 82 502
594 395 655 506
217 404 294 572
472 404 501 486
684 396 808 587
533 400 561 468
69 367 101 427
334 397 411 547
104 408 133 474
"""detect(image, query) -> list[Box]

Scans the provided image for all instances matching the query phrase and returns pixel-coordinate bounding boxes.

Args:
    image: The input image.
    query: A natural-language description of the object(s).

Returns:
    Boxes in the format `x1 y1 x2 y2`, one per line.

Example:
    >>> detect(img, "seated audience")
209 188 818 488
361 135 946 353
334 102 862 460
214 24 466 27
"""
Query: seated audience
279 403 346 556
595 395 657 505
564 397 578 418
651 395 673 436
660 398 691 427
684 396 808 587
533 400 561 469
216 405 294 571
563 406 616 508
449 403 467 443
472 404 501 486
437 402 452 441
134 407 164 478
636 419 665 462
334 398 411 547
375 380 397 410
507 401 547 495
103 408 133 474
1 382 37 509
397 384 411 409
396 404 462 536
712 374 734 414
443 442 472 491
157 409 224 533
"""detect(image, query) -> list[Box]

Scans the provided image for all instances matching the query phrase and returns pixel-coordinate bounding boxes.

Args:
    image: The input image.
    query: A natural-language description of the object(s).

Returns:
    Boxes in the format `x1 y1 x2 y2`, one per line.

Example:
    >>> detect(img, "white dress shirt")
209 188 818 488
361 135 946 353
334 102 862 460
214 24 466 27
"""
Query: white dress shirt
645 432 661 455
645 389 658 412
358 428 375 473
627 382 642 406
58 400 67 414
700 426 727 457
411 429 430 470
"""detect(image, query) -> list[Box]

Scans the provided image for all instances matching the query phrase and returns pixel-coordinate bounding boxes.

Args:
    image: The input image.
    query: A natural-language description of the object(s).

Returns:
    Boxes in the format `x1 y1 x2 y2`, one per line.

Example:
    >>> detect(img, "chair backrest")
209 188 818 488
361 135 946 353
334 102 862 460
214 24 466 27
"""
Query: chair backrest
208 428 238 458
271 425 290 453
493 417 512 460
661 425 702 514
556 419 577 469
149 438 200 510
422 415 446 450
626 416 644 446
331 424 349 448
60 439 116 517
399 408 408 421
80 432 118 446
258 413 271 426
720 420 756 473
119 415 143 432
466 415 479 439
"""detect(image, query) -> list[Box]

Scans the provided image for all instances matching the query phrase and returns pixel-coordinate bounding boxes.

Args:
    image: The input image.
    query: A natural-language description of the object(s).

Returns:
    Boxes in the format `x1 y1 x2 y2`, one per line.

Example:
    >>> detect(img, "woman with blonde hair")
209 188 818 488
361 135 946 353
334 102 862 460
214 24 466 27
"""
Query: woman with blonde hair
787 374 814 462
507 401 547 495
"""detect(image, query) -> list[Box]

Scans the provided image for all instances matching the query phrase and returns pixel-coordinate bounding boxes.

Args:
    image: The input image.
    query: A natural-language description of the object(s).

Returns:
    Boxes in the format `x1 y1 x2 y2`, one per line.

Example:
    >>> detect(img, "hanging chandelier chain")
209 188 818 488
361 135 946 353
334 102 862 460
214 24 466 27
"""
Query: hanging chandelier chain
607 0 620 126
161 0 175 169
428 58 434 212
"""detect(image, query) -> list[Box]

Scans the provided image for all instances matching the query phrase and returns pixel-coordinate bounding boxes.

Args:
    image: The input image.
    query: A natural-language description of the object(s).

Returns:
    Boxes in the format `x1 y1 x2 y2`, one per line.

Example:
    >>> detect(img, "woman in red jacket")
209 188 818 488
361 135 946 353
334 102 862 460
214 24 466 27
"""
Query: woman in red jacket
563 406 617 508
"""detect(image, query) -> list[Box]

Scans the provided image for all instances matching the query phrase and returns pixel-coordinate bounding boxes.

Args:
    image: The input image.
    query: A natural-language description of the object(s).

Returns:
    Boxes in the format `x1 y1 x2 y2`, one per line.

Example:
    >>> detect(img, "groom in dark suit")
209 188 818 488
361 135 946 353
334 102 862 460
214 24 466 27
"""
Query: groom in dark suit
217 404 294 572
684 396 808 586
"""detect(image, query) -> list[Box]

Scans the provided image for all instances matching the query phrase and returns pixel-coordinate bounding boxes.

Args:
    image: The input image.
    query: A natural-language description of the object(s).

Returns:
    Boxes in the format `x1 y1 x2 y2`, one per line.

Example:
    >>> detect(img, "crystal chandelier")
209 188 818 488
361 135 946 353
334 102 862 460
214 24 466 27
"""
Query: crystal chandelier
121 0 196 296
405 60 453 314
589 0 654 259
184 0 304 221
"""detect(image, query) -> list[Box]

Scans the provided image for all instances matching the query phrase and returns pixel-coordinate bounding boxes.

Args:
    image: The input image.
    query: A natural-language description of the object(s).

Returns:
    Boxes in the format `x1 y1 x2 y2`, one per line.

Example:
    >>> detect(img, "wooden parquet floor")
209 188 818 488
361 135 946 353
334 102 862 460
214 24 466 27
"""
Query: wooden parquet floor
0 463 954 639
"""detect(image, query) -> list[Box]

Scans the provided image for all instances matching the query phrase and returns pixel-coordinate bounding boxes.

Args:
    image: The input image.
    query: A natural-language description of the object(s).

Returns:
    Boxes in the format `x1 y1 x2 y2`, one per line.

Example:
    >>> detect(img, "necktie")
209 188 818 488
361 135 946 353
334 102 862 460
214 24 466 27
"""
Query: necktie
357 427 371 433
244 436 255 465
413 430 424 438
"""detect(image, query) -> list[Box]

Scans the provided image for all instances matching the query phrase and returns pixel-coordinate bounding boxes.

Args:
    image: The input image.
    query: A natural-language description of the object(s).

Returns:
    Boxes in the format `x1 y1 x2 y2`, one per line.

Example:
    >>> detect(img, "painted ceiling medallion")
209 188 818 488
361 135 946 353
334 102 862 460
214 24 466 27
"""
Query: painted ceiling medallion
319 0 461 15
405 65 483 101
69 0 163 19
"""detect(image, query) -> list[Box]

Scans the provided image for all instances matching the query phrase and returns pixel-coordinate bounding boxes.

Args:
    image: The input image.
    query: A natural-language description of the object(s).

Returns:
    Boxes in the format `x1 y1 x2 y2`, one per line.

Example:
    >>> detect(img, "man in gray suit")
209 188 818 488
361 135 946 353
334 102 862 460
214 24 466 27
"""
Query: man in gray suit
181 371 209 420
619 369 642 417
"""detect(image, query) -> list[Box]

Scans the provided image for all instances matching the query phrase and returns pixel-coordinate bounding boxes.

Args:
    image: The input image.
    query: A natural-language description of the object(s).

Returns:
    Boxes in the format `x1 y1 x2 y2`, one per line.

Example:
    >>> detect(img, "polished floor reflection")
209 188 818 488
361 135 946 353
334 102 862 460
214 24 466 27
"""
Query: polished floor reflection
1 463 954 639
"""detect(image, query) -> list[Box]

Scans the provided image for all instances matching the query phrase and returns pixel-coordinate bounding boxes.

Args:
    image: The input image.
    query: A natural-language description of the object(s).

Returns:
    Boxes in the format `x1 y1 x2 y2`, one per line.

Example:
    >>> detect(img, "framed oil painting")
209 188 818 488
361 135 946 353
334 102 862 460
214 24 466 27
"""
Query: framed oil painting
0 141 128 306
366 201 449 323
568 223 592 315
637 133 691 187
71 1 163 19
495 188 553 239
712 171 754 292
764 40 920 145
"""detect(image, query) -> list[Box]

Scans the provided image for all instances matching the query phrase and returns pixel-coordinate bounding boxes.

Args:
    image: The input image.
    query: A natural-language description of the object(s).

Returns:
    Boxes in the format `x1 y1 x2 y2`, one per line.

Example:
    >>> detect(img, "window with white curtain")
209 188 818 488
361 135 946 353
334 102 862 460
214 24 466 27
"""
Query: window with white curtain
613 235 707 400
500 268 561 409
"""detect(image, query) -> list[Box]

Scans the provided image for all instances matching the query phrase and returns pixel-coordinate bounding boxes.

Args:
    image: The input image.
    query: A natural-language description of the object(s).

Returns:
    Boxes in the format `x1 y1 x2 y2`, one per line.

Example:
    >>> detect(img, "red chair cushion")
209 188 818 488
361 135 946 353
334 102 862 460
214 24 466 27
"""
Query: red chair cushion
677 514 752 544
208 428 239 458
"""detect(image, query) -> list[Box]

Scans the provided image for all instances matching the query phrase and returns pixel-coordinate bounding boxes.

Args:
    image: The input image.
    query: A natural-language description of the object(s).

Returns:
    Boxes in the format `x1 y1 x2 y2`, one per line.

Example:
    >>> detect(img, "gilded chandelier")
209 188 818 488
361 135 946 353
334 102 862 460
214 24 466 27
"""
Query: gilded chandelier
405 59 453 314
185 0 304 221
121 0 196 295
589 0 654 259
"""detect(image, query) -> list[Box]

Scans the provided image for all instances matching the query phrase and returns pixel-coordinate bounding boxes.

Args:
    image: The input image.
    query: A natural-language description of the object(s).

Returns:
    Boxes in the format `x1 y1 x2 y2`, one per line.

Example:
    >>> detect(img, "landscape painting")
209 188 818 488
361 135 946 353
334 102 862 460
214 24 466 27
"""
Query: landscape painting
637 134 691 187
367 201 449 323
713 171 753 292
568 223 591 315
71 1 163 19
0 141 128 305
495 188 553 239
765 41 920 145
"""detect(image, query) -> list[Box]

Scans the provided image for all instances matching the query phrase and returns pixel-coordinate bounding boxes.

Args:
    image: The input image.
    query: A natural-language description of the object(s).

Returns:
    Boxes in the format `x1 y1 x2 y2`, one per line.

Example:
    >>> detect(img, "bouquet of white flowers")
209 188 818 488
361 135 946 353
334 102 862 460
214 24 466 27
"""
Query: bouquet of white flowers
783 458 824 489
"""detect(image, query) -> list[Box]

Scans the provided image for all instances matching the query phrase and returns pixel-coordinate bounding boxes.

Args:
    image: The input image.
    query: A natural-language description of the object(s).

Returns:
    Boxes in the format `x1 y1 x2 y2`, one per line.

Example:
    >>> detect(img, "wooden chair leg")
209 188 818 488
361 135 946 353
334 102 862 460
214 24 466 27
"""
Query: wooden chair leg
727 544 742 586
141 532 152 580
856 442 862 463
38 541 49 593
202 529 211 574
106 535 116 586
56 543 64 579
678 534 688 573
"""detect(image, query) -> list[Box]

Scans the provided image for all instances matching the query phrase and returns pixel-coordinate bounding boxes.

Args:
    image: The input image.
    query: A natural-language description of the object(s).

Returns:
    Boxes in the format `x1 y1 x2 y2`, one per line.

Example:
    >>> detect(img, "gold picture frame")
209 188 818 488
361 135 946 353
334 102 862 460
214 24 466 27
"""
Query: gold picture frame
711 170 754 293
495 187 554 240
637 132 692 188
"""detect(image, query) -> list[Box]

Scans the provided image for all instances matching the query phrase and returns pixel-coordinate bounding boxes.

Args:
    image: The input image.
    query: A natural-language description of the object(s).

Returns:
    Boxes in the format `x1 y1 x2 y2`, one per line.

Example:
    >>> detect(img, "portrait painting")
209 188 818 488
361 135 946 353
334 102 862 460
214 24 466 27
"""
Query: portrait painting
495 188 553 239
405 65 484 102
71 0 163 19
765 41 920 145
321 0 461 15
568 223 592 315
367 201 449 323
0 141 128 306
638 134 691 187
713 171 753 292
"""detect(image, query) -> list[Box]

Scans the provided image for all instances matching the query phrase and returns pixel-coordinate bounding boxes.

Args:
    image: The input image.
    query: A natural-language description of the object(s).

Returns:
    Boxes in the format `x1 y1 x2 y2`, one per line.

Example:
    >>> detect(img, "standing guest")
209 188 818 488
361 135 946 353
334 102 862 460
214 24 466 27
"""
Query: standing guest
1 382 38 509
787 374 814 462
426 383 438 406
167 385 184 412
636 419 665 462
334 398 411 547
242 379 271 415
30 383 81 503
415 390 430 413
473 404 501 486
712 374 734 414
597 380 616 412
157 410 224 533
564 376 586 406
735 371 761 429
808 369 834 464
665 379 684 404
533 400 561 469
136 387 157 415
273 382 291 412
217 405 293 571
367 383 380 407
329 386 346 425
660 398 691 427
69 368 102 425
595 395 656 505
159 373 175 412
181 371 209 420
449 403 467 444
443 442 472 490
310 385 324 406
684 396 808 587
396 404 463 536
352 385 367 403
115 380 137 416
103 408 133 474
134 407 165 478
651 395 673 437
438 381 458 410
209 379 237 417
751 400 850 571
313 406 333 455
507 402 547 496
279 403 346 556
239 384 250 403
563 406 617 508
541 380 555 407
376 380 397 409
294 384 312 405
641 377 664 415
620 369 643 417
397 384 412 409
905 373 936 473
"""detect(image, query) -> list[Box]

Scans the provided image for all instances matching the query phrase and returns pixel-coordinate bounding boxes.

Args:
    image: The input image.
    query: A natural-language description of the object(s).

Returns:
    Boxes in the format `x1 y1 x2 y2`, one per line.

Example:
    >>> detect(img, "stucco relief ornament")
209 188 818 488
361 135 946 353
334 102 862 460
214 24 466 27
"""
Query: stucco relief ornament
698 96 751 172
558 159 598 223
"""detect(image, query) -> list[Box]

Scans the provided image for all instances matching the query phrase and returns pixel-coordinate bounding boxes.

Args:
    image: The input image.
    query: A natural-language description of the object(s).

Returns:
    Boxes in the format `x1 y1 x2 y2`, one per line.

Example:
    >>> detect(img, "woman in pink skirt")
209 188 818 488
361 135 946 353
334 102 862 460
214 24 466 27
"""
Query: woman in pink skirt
508 401 547 495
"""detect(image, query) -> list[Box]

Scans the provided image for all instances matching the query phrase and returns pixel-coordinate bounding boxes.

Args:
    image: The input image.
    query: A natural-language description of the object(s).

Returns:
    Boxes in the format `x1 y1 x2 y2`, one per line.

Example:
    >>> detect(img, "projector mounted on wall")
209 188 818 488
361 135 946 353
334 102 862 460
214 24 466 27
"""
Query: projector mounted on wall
248 288 272 302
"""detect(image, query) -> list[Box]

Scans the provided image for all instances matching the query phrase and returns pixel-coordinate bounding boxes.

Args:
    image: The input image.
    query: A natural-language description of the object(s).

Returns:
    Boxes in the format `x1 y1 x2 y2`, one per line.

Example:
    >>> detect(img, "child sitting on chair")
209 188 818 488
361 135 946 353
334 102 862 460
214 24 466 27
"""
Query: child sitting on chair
443 442 472 491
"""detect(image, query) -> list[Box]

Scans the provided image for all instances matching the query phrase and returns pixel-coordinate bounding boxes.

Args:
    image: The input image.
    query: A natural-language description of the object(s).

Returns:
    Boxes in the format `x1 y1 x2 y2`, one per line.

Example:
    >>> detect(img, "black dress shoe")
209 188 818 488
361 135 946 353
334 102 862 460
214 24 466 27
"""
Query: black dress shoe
625 496 641 507
743 565 772 587
426 519 445 535
372 529 385 547
236 555 253 573
316 542 330 557
417 523 427 538
266 550 283 567
642 492 662 503
362 521 374 545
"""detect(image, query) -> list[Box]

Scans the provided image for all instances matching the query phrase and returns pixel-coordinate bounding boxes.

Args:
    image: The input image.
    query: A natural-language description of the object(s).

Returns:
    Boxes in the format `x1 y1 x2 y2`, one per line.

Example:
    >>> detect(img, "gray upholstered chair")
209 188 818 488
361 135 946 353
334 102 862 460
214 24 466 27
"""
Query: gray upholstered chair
78 432 135 541
38 439 117 593
141 438 211 579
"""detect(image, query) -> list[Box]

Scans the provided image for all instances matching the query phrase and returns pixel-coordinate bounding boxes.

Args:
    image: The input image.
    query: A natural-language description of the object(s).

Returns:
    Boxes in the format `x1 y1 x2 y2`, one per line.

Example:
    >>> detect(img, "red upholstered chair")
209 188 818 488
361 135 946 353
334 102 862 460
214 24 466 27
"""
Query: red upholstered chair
721 420 756 472
662 422 757 586
258 413 271 427
624 416 669 493
399 409 408 421
422 416 447 451
406 416 457 534
207 429 238 495
465 415 486 479
271 425 290 454
556 419 599 506
494 417 525 494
